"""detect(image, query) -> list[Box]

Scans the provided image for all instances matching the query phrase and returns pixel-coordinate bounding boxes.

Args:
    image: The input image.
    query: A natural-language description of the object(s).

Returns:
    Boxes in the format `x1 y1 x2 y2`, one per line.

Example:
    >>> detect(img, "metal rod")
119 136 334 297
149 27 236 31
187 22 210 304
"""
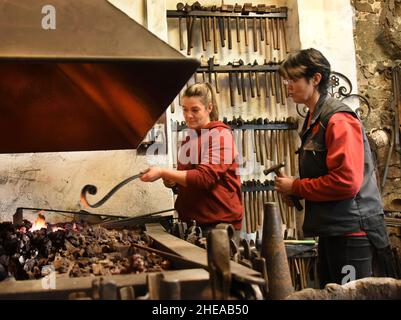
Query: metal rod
80 173 143 209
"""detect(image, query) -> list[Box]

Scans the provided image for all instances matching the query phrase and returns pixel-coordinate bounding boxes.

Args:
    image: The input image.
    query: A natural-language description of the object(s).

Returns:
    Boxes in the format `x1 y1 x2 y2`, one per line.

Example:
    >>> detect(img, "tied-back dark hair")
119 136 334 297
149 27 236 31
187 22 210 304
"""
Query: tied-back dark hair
182 82 219 121
279 48 331 95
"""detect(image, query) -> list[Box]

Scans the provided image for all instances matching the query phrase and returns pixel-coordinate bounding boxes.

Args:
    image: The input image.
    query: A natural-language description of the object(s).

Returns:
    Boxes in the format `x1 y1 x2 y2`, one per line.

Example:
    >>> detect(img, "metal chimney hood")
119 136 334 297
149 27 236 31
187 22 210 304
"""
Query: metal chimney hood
0 0 199 153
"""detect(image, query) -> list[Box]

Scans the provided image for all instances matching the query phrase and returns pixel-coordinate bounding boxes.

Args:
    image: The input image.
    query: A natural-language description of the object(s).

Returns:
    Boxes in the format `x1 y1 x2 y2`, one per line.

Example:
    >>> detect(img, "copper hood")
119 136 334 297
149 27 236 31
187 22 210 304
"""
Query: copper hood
0 0 199 153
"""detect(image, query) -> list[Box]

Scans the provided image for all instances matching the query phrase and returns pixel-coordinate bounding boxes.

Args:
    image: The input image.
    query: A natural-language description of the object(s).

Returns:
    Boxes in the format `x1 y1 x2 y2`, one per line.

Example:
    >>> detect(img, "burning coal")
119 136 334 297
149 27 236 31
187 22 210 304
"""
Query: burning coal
0 213 169 282
29 212 47 232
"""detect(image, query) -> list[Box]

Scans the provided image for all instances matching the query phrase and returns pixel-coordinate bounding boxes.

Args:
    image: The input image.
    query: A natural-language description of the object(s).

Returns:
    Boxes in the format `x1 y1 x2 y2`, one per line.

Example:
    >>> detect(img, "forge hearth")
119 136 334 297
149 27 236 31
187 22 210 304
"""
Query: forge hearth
0 211 261 299
0 215 170 283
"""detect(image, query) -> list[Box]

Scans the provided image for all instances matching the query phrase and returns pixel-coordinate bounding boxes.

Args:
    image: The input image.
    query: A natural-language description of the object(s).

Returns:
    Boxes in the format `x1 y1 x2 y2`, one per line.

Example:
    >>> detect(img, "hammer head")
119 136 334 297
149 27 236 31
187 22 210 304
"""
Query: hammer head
263 162 285 176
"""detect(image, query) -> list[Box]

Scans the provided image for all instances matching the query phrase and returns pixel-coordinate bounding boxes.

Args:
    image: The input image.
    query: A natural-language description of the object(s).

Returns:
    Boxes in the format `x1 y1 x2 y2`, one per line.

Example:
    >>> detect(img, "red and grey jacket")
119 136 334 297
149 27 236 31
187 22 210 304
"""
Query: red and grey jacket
174 121 243 230
293 95 389 248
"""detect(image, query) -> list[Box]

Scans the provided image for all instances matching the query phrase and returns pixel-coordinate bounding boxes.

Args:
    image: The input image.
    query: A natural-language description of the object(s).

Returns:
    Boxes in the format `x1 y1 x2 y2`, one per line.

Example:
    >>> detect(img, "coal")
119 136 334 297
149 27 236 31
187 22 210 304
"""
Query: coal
0 263 7 281
0 220 170 282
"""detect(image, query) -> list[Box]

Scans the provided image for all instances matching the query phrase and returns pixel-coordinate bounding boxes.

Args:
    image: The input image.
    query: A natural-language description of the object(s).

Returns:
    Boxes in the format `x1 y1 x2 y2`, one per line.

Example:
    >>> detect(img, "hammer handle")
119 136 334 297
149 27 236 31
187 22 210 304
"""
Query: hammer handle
178 17 184 50
244 18 248 46
264 164 304 212
200 17 206 51
212 17 218 54
255 71 261 97
218 17 225 47
236 17 240 43
229 72 235 107
227 17 232 49
276 171 303 211
264 18 269 46
235 72 241 95
291 197 303 211
241 72 247 102
252 17 257 52
280 18 289 53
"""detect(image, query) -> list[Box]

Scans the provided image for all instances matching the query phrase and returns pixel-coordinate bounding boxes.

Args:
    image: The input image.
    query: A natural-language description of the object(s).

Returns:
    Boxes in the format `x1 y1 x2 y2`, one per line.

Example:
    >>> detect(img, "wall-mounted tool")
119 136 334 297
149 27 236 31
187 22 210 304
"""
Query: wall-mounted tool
167 3 288 56
176 2 185 50
207 56 220 93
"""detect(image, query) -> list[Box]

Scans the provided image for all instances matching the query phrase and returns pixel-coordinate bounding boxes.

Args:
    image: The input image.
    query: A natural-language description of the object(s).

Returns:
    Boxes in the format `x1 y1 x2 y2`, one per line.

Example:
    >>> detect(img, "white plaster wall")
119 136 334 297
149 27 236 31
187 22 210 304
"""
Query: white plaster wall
107 0 146 25
296 0 359 109
0 151 173 220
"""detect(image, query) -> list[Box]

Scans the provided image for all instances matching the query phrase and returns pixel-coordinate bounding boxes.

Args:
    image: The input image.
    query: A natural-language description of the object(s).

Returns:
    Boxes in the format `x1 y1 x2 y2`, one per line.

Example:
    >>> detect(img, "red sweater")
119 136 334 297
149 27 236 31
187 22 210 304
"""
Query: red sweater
292 112 366 236
175 121 243 230
292 112 364 201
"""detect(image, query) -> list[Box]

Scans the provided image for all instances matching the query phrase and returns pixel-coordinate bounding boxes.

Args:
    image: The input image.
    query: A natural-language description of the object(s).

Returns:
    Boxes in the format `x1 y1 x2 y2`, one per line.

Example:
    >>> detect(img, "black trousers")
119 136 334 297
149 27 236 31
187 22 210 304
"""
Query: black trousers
318 235 373 288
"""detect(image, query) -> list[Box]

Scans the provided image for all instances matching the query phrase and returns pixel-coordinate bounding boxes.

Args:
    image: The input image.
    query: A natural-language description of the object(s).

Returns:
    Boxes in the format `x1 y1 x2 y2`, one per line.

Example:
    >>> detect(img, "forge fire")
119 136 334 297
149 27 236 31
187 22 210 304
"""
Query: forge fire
0 213 170 282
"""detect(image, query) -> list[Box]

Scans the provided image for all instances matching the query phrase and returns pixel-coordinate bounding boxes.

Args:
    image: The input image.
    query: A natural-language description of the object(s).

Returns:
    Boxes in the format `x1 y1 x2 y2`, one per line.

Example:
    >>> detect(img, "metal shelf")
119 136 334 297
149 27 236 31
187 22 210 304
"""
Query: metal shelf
196 64 281 73
167 10 287 19
241 180 275 192
172 121 298 132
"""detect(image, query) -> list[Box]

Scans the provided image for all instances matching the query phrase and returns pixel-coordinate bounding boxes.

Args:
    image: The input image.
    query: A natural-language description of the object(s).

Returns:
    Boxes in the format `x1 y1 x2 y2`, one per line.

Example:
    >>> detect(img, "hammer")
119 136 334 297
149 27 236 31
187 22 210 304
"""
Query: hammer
263 162 303 211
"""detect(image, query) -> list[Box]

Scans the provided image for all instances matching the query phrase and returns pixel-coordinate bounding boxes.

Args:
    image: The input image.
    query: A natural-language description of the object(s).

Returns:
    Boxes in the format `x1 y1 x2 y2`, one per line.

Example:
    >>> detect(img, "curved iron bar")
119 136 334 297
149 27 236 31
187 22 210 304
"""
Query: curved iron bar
80 173 143 209
296 103 309 118
384 68 393 80
342 93 371 120
296 71 371 121
329 71 353 99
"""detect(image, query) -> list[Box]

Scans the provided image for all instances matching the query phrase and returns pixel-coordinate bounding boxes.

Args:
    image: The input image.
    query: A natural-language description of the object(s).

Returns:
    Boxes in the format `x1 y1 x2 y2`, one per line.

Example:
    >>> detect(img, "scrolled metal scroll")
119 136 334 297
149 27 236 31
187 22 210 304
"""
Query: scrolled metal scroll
296 103 309 118
80 173 143 209
328 71 353 99
296 71 371 121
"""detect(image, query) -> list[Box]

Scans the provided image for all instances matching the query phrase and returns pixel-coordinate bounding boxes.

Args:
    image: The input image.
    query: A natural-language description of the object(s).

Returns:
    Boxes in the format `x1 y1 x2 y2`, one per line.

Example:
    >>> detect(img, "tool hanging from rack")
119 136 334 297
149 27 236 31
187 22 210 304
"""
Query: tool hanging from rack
168 2 289 56
171 117 298 177
176 58 288 108
241 179 297 238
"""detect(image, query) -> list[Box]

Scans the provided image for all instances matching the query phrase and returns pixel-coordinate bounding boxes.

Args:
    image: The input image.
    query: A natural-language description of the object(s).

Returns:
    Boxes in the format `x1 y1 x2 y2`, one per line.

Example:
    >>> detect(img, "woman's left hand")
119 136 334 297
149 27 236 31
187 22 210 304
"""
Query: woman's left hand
140 167 164 182
275 174 295 195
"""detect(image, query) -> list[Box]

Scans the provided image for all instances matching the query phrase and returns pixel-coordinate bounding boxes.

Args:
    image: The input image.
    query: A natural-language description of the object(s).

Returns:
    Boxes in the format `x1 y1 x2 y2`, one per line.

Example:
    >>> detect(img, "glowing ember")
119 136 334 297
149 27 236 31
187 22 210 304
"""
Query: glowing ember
19 212 78 234
51 226 65 232
29 212 47 232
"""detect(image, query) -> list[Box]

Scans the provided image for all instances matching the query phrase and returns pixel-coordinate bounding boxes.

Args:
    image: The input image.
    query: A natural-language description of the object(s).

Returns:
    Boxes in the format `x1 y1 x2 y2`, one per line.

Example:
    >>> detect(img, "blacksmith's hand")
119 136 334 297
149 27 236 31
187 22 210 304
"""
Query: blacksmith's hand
162 178 176 188
275 175 295 195
140 167 163 182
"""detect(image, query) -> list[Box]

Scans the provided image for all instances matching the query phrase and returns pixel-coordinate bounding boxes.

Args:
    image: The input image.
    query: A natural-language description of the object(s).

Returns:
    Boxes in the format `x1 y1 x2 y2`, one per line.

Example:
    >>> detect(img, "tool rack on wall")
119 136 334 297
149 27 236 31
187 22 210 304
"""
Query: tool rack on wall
166 1 300 239
167 3 289 55
191 60 287 107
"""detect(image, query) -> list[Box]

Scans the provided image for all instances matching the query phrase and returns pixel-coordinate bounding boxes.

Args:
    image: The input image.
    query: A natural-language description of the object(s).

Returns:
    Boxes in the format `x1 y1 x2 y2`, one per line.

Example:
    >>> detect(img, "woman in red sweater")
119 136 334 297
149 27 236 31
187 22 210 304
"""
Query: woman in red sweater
140 82 243 236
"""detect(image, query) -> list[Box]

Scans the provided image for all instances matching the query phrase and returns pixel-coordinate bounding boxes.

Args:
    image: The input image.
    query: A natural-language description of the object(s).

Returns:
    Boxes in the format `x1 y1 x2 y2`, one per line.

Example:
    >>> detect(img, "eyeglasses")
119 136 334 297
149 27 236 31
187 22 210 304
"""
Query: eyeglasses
282 79 297 85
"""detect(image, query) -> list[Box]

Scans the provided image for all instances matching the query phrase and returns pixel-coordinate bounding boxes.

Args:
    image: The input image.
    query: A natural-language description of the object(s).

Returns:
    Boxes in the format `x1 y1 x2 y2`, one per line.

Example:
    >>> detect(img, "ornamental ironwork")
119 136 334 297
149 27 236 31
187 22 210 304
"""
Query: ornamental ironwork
296 71 371 121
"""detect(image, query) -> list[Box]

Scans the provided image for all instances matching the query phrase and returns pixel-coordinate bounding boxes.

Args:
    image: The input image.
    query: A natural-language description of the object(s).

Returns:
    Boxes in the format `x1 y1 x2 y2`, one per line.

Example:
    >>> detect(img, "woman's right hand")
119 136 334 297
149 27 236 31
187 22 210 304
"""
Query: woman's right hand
162 178 176 188
140 167 163 182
